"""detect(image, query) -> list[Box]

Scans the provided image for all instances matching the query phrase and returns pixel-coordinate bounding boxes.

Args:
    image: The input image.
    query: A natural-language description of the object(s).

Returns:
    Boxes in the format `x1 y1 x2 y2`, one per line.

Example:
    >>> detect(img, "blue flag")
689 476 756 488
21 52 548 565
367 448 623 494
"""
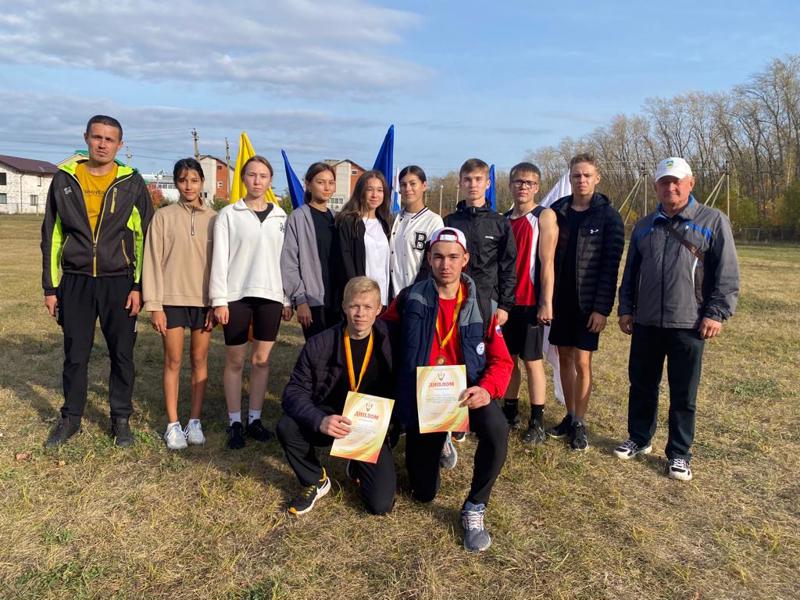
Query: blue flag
485 164 496 210
281 150 305 209
372 125 400 213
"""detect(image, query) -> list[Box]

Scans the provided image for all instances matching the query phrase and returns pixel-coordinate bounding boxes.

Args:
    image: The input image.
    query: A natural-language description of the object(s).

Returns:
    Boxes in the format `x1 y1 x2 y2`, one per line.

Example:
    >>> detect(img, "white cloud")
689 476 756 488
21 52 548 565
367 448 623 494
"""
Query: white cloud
0 90 385 169
0 0 427 97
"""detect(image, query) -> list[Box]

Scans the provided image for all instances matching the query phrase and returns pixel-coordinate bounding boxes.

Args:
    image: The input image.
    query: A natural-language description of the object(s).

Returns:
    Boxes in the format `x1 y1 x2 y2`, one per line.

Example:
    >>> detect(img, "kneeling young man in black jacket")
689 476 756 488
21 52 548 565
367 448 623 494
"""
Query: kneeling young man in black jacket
547 153 624 451
278 277 396 516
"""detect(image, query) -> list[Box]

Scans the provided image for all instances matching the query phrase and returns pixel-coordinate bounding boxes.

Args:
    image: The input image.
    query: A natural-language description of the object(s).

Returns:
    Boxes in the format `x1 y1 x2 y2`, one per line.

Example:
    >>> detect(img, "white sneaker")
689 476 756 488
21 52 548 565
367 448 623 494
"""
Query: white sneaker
613 439 653 460
184 419 206 445
439 433 458 470
668 458 693 481
164 422 187 450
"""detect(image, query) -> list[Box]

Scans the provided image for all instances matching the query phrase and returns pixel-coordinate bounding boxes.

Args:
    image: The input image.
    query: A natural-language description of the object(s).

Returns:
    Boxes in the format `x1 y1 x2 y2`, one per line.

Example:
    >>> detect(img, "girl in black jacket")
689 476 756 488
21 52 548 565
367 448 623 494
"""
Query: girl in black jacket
333 170 393 308
547 153 624 451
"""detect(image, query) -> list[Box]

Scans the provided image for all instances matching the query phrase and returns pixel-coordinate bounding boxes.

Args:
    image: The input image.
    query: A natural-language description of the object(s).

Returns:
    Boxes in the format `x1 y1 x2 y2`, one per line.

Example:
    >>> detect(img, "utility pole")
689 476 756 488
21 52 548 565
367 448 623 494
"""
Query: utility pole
439 185 443 215
641 162 647 216
725 160 730 218
192 129 200 159
225 137 231 200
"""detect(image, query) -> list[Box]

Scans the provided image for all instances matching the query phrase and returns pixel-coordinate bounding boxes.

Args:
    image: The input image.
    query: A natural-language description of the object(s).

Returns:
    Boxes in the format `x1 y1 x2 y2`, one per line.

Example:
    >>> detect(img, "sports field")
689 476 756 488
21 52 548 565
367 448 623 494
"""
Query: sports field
0 215 798 600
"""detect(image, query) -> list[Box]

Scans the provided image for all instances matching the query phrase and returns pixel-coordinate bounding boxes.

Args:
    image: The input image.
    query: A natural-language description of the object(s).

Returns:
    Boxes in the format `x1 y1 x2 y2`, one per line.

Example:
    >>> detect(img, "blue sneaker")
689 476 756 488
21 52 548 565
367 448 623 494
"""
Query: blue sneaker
461 501 492 552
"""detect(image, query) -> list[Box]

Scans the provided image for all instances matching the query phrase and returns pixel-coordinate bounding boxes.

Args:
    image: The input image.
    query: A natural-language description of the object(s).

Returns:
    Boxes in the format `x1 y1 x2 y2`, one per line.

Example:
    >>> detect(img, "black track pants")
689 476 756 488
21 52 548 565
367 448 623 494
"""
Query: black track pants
57 273 137 420
276 413 396 515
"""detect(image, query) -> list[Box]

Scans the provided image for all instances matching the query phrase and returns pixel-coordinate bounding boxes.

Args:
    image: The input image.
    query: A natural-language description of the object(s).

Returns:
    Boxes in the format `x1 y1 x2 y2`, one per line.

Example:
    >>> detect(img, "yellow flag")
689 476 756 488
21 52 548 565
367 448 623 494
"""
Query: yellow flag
230 131 278 204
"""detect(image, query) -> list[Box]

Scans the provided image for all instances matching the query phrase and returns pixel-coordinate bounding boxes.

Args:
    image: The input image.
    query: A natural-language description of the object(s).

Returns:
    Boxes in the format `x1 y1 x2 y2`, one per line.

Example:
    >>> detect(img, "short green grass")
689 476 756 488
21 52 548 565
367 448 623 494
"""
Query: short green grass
1 216 798 599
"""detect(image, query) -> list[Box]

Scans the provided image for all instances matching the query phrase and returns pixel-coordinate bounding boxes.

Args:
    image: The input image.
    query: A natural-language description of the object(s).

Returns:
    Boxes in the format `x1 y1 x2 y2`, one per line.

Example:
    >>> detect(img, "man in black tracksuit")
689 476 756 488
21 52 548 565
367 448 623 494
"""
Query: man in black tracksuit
440 158 516 445
41 115 153 448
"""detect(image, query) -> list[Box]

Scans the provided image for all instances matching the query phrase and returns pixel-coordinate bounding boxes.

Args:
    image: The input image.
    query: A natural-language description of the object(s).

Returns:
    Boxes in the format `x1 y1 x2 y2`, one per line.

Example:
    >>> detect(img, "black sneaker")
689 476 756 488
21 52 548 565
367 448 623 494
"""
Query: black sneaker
44 416 81 449
502 402 520 429
246 419 274 442
111 418 134 448
546 414 572 439
227 421 245 449
570 421 589 451
288 471 332 516
522 419 546 445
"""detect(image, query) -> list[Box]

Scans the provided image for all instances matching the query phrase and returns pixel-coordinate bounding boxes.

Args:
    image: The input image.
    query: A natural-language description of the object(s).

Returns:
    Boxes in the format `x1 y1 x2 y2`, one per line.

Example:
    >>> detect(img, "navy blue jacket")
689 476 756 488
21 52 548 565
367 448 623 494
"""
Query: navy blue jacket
393 275 487 428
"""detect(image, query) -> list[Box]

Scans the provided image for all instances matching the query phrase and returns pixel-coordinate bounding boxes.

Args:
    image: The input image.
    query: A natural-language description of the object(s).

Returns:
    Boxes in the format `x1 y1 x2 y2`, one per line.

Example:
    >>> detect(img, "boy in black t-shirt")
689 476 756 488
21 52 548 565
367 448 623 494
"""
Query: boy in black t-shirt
278 277 396 516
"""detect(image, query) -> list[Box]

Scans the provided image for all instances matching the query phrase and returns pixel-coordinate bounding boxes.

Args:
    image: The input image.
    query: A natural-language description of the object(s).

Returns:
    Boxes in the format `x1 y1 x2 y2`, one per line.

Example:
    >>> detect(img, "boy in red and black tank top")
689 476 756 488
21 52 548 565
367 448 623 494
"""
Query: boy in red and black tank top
501 163 558 444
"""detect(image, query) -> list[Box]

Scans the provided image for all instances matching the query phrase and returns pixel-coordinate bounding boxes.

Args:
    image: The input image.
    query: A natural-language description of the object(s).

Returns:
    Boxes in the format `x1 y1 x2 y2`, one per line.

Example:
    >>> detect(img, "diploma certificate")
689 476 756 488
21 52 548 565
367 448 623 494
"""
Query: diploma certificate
416 364 469 433
330 392 394 464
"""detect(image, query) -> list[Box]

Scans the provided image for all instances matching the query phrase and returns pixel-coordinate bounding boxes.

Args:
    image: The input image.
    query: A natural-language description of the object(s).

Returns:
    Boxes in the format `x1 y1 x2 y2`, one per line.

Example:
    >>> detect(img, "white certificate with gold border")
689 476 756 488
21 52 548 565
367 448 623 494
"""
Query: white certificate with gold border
416 364 469 433
330 392 394 464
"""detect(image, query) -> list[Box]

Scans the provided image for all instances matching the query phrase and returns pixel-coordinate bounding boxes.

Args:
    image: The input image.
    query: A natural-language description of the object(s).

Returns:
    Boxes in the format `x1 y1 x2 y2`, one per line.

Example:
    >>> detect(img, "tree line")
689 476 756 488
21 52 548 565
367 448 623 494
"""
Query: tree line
427 55 800 239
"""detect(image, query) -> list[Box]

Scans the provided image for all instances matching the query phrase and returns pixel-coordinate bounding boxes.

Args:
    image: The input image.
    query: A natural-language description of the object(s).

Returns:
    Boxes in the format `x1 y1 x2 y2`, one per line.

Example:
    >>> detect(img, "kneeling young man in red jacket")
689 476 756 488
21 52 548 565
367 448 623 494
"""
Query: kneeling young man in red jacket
383 227 513 552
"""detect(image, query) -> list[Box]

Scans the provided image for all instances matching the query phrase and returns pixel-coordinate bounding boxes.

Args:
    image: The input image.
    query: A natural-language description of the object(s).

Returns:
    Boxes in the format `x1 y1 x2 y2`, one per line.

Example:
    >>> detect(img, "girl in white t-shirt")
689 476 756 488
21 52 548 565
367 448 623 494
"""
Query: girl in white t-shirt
333 170 392 307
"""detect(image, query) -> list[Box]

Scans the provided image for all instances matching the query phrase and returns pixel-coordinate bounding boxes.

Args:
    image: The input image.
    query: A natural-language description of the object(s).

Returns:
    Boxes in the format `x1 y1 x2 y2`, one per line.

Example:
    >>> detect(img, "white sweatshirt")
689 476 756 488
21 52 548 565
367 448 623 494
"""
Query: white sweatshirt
209 200 289 306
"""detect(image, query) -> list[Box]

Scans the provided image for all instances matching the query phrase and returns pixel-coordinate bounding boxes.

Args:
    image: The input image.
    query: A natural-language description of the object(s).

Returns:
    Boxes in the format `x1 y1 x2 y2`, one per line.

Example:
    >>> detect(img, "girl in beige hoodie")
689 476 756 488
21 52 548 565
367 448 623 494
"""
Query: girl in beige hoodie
142 158 216 450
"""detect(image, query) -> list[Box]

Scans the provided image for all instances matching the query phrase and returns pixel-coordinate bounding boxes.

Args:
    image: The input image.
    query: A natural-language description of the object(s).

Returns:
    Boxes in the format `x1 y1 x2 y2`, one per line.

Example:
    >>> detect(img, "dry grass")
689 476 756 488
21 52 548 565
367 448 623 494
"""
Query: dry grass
0 215 798 600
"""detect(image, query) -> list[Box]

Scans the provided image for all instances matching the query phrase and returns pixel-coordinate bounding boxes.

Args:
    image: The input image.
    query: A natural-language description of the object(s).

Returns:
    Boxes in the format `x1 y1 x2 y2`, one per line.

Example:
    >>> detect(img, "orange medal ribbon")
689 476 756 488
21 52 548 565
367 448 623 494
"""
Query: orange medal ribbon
435 284 463 360
344 328 374 392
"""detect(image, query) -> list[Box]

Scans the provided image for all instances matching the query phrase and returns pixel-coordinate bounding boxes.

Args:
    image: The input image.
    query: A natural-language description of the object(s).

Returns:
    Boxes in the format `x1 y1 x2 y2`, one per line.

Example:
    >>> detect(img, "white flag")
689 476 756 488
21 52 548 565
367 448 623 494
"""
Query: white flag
540 172 571 404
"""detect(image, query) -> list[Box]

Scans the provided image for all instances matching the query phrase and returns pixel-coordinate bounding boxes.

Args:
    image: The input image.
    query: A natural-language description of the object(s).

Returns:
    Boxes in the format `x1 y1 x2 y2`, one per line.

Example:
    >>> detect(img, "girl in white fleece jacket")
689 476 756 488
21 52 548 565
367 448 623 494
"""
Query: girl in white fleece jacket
210 156 291 450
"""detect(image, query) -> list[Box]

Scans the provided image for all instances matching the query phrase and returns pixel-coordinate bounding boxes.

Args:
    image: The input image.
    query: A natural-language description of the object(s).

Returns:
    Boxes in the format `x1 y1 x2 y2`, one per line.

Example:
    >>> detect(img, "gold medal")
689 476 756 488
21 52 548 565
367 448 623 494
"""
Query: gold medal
435 355 446 365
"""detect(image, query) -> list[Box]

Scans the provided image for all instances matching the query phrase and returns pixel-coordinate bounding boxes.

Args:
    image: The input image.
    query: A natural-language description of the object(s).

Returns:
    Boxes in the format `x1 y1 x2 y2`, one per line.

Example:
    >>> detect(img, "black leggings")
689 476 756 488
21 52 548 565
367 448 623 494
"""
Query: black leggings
405 400 509 506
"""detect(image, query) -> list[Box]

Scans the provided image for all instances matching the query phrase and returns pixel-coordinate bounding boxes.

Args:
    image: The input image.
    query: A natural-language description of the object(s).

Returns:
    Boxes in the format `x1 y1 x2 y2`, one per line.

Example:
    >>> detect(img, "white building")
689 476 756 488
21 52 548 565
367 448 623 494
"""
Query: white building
0 155 58 215
142 171 180 203
198 155 233 203
324 159 367 212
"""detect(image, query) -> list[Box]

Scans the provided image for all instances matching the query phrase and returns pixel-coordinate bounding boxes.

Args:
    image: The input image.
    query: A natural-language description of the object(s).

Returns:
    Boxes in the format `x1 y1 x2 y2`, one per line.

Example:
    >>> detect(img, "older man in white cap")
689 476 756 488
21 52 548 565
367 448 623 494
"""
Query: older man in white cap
614 157 739 481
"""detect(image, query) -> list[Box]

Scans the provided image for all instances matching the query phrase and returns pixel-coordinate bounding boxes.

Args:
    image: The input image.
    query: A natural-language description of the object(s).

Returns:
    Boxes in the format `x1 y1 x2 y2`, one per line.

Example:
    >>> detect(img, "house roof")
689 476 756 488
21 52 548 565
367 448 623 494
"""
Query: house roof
198 154 231 166
0 155 59 175
324 159 368 172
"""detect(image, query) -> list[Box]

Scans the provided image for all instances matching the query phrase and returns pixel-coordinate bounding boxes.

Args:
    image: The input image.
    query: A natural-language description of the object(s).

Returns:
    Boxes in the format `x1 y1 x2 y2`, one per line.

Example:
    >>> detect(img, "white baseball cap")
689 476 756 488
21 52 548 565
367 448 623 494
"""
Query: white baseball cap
429 227 468 252
655 157 693 181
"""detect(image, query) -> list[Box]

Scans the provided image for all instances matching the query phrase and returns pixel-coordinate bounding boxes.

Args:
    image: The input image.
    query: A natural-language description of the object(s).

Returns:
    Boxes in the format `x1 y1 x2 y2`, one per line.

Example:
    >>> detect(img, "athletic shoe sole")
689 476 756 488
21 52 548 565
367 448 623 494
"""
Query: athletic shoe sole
668 467 693 482
613 444 652 460
288 478 331 516
452 432 468 443
463 534 492 553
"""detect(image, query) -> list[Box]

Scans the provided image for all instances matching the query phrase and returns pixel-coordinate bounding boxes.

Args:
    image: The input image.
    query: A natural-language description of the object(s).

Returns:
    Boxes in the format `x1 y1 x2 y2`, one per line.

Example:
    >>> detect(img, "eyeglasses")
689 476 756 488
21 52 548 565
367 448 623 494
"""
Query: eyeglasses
512 179 538 189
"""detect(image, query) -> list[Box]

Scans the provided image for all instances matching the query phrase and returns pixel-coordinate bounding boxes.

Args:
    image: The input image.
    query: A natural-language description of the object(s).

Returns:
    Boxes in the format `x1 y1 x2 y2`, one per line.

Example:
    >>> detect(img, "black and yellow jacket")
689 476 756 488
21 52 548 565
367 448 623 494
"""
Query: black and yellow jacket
41 159 154 295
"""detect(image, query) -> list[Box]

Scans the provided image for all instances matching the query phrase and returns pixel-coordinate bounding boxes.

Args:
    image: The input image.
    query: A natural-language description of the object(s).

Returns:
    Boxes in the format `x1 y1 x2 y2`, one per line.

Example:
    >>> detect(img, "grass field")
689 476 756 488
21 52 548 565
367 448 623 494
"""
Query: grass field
0 215 798 600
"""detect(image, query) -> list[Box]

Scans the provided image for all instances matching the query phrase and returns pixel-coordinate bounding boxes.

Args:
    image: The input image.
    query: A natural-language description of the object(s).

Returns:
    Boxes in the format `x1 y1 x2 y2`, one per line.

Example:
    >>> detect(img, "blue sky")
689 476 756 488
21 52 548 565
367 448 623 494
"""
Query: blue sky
1 0 798 189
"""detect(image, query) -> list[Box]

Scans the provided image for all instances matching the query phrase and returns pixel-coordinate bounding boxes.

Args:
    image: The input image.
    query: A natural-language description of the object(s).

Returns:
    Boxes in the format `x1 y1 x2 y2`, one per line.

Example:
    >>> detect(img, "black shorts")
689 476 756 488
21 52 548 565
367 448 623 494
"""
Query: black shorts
548 308 599 352
164 306 210 331
223 297 283 346
502 306 544 361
